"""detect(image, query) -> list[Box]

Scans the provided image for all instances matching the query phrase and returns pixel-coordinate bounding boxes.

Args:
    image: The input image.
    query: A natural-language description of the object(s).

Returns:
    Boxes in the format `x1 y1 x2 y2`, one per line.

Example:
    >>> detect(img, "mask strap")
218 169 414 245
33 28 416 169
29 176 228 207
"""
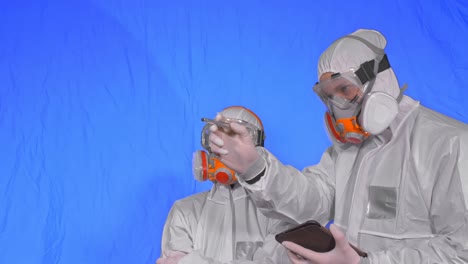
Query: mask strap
341 34 389 84
336 35 386 117
352 55 381 117
341 35 385 55
396 84 408 103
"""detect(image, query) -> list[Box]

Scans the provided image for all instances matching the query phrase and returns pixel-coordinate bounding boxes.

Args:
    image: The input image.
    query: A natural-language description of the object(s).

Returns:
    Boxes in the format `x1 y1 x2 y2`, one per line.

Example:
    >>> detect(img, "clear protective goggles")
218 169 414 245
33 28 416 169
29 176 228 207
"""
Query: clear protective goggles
200 117 265 150
313 71 367 110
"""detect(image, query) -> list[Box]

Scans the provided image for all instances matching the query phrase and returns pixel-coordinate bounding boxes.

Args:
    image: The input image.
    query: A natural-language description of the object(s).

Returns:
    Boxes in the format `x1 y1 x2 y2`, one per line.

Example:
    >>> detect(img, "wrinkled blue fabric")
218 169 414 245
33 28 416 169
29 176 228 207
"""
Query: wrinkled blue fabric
0 0 466 263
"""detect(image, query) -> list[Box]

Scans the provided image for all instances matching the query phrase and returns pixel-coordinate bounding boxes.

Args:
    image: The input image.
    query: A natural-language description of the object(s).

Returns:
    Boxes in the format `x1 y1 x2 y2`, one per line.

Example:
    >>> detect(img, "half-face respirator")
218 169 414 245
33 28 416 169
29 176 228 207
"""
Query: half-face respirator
192 107 265 185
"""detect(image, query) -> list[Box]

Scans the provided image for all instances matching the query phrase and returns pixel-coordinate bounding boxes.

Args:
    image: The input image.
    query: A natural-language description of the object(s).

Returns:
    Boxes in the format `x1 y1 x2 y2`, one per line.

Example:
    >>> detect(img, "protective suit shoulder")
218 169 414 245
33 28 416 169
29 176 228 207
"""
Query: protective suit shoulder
173 191 209 208
170 191 210 221
411 105 468 208
414 106 468 144
419 106 468 128
160 192 210 256
302 146 336 176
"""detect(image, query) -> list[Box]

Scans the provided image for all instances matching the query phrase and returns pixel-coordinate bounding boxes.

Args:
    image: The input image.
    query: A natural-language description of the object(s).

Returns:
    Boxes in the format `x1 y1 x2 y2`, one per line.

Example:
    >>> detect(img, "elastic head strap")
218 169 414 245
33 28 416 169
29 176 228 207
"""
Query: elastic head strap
334 35 387 117
354 55 390 84
341 35 385 55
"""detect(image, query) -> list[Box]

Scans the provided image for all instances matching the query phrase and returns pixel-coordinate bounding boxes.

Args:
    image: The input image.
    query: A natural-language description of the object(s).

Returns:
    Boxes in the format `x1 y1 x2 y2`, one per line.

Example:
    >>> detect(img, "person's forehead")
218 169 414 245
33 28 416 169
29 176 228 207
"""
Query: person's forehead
319 72 334 82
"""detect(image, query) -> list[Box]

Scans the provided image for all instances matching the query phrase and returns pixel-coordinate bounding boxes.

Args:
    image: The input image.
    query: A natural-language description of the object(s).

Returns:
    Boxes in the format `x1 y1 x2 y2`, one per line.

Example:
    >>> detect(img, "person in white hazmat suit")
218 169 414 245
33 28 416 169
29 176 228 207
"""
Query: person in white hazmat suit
156 106 293 264
208 29 468 263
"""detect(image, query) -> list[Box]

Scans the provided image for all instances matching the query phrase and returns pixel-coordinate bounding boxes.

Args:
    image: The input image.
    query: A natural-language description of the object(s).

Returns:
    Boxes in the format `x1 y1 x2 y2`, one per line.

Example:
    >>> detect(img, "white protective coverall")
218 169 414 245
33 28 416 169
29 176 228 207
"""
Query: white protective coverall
160 182 293 264
237 29 468 263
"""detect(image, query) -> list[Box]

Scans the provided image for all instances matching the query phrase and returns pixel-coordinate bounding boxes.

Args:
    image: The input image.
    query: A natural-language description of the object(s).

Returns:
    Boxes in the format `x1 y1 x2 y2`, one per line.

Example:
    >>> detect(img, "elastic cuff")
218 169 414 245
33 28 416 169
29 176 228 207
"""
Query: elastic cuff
238 147 267 181
245 167 265 185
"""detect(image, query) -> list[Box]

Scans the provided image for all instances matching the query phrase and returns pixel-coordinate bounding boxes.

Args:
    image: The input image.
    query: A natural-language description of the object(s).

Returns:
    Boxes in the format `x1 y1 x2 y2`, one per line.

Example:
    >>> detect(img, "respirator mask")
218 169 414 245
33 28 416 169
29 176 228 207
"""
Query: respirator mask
192 106 265 185
314 35 405 144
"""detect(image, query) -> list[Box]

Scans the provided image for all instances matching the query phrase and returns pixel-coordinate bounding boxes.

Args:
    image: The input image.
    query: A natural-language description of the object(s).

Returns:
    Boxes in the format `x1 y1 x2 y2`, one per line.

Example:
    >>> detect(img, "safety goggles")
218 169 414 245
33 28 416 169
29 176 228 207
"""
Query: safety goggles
313 71 366 110
200 118 265 151
313 54 391 110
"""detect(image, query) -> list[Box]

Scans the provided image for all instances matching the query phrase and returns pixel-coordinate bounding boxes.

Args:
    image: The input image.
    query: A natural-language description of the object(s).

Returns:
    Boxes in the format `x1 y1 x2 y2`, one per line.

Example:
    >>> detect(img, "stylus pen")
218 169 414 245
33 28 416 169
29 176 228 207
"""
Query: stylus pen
201 117 231 129
350 243 368 258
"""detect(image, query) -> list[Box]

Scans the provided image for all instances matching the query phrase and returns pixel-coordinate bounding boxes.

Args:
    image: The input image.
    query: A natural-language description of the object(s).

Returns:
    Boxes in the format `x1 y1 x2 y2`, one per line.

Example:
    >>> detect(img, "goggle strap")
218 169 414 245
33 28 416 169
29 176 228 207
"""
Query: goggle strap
378 54 391 73
355 54 390 84
256 129 266 147
356 60 376 83
339 34 390 84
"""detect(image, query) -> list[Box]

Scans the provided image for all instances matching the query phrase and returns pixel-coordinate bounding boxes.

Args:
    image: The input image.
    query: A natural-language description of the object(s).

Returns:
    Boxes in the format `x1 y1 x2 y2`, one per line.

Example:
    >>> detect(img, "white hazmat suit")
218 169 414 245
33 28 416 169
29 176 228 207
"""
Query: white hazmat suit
159 183 292 264
159 106 293 264
231 29 468 263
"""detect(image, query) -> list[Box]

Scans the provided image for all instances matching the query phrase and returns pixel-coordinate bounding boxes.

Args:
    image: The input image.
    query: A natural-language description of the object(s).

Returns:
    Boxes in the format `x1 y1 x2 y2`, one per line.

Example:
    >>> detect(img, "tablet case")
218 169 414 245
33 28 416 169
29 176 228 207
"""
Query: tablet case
275 220 335 253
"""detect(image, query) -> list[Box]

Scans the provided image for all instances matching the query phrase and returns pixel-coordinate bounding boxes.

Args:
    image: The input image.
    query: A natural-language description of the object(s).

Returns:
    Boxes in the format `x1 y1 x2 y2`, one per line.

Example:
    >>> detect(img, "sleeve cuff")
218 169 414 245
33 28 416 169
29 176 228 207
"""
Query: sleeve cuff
245 167 266 184
238 147 267 182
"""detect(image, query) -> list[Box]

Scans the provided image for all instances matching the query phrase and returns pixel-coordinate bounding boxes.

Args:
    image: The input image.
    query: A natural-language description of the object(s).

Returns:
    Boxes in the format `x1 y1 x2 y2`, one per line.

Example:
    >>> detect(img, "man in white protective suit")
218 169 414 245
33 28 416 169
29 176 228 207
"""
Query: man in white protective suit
208 29 468 263
156 106 293 264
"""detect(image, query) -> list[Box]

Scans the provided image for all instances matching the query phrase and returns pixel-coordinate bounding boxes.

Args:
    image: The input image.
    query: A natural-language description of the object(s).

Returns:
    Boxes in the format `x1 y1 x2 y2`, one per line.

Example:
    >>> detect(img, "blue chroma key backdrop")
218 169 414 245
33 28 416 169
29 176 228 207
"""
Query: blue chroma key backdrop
0 0 467 263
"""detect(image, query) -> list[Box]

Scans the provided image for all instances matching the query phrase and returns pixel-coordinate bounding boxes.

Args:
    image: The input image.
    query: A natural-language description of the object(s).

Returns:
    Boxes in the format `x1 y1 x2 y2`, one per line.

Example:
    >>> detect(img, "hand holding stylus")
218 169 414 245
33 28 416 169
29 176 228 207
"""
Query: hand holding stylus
205 114 259 175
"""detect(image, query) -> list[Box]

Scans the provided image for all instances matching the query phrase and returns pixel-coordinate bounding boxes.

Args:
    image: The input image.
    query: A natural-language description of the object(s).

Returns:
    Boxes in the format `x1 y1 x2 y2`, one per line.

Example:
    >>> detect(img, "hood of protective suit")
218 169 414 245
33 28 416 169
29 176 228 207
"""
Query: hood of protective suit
317 29 401 99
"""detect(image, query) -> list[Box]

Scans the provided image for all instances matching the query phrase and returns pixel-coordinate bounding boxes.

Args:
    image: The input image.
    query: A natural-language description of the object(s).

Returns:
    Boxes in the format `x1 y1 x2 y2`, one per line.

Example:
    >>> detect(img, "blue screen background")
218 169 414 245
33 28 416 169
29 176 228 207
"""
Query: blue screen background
1 0 467 263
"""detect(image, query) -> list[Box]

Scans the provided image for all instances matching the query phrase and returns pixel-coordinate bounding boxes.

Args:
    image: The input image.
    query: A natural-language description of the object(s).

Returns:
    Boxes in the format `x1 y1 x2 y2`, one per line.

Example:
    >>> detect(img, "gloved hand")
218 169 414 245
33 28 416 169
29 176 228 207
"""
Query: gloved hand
282 224 361 264
156 250 187 264
208 114 259 176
